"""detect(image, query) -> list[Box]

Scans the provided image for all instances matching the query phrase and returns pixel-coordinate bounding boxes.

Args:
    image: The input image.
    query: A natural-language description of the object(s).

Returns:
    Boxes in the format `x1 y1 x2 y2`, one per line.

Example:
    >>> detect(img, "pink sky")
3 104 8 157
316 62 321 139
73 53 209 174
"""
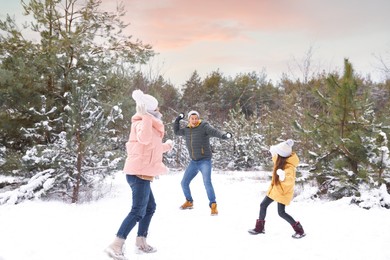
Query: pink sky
2 0 390 85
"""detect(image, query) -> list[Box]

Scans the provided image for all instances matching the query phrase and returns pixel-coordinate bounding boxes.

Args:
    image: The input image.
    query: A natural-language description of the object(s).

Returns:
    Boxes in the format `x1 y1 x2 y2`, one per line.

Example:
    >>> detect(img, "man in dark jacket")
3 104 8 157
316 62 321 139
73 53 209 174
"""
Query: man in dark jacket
174 110 232 215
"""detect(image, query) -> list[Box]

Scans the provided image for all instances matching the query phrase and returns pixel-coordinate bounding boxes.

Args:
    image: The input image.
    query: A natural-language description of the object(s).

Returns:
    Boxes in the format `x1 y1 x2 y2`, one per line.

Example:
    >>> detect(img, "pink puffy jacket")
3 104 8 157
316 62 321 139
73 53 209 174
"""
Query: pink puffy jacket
123 113 172 176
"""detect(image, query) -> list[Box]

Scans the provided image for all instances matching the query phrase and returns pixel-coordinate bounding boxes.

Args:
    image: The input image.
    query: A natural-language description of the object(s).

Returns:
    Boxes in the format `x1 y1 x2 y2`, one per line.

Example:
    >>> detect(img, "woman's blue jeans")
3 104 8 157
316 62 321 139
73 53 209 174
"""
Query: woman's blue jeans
116 175 156 239
181 159 216 205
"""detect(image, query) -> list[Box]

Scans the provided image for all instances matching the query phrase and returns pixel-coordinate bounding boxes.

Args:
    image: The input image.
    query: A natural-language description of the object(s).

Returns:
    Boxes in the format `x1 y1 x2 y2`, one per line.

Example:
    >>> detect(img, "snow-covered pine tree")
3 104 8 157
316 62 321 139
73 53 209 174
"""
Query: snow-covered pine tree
362 129 390 198
0 91 124 205
61 84 124 203
214 105 266 170
296 59 390 205
0 0 153 203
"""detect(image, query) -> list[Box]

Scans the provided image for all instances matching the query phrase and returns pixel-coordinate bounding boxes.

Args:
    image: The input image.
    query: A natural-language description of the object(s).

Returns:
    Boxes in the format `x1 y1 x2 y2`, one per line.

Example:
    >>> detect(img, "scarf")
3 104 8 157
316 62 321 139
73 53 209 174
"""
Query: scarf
148 110 162 120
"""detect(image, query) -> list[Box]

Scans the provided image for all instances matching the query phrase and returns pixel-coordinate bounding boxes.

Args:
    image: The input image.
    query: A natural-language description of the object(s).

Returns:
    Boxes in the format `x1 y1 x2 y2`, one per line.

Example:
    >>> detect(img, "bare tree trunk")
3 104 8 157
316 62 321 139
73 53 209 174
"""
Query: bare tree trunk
378 150 384 183
72 129 83 203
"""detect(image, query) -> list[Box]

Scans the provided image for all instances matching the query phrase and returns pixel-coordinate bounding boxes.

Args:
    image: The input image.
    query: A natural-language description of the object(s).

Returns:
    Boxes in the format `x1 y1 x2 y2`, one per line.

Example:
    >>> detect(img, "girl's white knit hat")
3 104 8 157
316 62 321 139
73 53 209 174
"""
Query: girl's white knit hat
270 139 294 157
132 89 158 111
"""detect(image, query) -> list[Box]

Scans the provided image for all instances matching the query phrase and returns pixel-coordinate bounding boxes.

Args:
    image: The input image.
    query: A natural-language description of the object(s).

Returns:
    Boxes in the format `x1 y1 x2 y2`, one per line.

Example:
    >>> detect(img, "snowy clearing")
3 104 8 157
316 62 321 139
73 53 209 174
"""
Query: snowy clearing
0 170 389 260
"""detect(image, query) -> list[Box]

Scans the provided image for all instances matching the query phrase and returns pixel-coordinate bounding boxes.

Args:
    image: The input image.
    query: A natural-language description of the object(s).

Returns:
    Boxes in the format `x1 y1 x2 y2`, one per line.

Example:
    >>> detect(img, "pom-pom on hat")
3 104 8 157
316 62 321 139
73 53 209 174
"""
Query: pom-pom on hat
132 89 158 112
270 139 294 157
187 110 200 119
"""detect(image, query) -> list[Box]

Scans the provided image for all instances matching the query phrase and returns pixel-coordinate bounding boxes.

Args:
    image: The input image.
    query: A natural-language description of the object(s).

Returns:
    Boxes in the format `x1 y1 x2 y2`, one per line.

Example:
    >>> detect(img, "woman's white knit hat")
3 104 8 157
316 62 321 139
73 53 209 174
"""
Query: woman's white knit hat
132 89 158 111
270 139 294 157
187 110 200 119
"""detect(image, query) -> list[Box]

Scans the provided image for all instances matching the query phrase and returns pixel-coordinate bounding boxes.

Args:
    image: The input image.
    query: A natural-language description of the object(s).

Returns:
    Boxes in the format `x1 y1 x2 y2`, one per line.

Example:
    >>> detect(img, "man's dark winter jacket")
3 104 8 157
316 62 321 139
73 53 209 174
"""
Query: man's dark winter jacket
174 120 224 161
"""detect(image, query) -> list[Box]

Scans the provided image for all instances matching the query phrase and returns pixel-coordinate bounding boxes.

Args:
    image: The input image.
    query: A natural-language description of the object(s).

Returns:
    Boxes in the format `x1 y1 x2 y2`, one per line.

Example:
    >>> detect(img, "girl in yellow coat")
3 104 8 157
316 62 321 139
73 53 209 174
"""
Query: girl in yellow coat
248 139 306 238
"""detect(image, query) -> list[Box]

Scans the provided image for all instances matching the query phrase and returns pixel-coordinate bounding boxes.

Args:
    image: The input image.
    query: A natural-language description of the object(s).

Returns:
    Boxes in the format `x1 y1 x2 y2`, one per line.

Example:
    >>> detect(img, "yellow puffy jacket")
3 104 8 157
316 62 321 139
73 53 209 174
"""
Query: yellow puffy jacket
267 152 299 205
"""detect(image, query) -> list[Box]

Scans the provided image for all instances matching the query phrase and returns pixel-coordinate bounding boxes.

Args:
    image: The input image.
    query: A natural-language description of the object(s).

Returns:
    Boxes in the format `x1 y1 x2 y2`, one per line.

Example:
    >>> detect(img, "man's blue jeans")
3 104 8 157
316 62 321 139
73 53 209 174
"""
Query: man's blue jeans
116 175 156 239
181 159 216 205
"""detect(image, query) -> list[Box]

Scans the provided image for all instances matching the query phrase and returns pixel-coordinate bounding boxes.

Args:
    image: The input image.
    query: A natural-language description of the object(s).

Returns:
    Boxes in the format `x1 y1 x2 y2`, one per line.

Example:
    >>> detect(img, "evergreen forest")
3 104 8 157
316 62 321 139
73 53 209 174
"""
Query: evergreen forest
1 0 389 208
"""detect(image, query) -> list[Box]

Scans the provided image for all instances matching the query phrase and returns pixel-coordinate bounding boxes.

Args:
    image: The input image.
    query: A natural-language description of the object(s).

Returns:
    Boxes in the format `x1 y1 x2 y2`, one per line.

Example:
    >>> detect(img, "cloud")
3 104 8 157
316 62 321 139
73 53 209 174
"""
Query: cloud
3 0 383 84
104 0 388 83
107 0 390 53
115 0 303 50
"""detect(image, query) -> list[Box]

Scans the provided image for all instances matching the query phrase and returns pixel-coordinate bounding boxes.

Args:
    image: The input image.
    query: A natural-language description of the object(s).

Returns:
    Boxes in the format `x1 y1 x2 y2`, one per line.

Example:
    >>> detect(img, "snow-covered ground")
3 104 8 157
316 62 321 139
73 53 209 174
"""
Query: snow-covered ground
1 170 389 260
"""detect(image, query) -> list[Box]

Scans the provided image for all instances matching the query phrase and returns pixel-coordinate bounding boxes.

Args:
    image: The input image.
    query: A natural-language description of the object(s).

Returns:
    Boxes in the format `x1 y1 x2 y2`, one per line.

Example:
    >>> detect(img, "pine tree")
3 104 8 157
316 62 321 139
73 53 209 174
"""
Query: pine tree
298 59 385 199
181 71 203 111
0 0 154 203
215 105 266 170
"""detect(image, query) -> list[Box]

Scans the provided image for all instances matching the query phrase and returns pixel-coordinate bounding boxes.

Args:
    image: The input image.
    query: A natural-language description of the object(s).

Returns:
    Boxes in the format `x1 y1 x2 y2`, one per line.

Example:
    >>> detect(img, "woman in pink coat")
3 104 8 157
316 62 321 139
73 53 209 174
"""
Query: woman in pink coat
105 90 173 260
248 139 306 239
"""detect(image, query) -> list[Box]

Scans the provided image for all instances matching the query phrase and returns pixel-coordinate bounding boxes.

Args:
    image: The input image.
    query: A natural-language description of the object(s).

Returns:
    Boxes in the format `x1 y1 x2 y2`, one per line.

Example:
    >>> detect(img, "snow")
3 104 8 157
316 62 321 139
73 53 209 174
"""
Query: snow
0 170 390 260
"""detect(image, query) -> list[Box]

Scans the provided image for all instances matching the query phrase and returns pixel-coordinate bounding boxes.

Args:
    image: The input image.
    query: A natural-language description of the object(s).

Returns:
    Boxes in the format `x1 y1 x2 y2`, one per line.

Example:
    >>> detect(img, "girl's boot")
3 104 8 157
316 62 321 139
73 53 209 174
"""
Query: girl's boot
292 221 306 239
248 219 265 235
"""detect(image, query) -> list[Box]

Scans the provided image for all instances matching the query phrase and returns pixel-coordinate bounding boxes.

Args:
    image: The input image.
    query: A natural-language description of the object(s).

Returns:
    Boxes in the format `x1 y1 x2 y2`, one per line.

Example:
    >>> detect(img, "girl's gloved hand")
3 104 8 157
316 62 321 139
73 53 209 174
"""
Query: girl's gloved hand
276 169 286 181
